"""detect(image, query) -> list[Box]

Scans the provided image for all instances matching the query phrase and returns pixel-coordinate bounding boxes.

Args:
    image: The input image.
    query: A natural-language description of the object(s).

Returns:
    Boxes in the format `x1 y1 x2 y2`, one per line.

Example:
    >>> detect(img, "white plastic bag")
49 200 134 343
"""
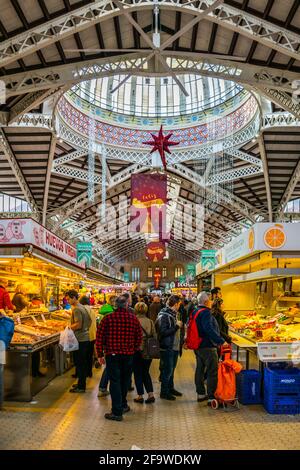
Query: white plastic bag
59 327 79 352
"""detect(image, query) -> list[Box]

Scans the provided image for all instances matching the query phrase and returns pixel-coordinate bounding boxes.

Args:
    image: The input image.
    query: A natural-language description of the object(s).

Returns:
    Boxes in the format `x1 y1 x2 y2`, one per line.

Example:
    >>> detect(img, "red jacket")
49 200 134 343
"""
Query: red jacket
0 286 14 311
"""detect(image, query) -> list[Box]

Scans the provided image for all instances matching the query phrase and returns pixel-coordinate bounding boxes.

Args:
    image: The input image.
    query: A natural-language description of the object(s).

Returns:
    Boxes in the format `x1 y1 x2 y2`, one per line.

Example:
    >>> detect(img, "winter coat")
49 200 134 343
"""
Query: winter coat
195 305 225 349
155 306 179 351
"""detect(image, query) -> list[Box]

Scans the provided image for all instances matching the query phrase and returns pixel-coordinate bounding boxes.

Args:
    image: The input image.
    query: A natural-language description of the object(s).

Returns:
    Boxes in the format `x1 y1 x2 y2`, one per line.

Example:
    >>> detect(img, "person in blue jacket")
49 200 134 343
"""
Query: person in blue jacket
194 291 228 405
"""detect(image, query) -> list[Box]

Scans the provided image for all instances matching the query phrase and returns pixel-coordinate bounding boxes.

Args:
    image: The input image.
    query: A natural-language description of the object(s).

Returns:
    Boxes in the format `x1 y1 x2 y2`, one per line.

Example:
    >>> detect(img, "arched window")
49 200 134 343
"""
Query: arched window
175 266 183 279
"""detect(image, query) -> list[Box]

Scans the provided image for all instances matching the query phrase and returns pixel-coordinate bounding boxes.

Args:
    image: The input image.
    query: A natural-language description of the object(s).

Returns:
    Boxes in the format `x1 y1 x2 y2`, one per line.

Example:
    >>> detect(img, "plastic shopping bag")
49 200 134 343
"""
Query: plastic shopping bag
59 327 79 352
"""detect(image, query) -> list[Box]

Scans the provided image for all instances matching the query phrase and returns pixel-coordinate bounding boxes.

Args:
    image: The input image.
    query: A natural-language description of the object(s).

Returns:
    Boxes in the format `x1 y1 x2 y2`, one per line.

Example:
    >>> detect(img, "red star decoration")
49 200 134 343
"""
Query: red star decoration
143 125 179 170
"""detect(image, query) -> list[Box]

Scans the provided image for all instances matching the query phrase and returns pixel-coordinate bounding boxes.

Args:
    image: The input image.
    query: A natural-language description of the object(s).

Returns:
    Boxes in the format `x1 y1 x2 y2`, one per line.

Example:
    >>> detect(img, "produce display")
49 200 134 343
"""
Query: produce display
51 310 72 320
228 311 300 342
11 332 36 344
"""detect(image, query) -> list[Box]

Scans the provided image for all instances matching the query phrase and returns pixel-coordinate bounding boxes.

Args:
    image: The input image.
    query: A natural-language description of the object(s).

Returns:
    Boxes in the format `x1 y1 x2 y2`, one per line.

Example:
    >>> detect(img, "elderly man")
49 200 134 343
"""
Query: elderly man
194 291 227 405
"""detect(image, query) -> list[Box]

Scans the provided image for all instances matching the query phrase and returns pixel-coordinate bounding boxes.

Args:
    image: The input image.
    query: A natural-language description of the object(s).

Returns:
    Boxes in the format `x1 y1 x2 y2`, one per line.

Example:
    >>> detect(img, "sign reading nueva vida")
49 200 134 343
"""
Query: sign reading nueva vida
0 218 78 266
76 242 93 268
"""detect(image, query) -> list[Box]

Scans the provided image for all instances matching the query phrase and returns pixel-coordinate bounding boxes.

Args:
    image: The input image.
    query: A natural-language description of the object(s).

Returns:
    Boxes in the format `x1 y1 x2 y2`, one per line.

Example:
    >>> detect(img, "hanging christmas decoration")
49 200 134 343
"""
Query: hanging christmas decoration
88 116 96 202
153 267 162 289
101 144 106 222
130 174 168 236
145 241 166 262
142 125 179 170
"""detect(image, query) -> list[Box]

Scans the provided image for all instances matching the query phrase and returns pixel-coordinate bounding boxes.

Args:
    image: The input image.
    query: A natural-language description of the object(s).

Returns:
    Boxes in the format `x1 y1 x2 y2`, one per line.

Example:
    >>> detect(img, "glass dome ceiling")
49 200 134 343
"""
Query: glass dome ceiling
70 75 243 118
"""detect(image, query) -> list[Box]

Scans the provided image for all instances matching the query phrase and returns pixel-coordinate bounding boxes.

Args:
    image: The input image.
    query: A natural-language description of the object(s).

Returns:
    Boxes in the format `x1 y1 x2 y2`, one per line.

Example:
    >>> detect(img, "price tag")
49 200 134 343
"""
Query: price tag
31 315 39 325
41 314 47 324
16 315 21 325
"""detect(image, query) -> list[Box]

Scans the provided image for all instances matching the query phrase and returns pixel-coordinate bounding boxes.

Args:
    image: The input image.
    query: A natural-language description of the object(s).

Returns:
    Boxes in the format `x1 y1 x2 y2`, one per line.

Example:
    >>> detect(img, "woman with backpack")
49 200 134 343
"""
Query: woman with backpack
132 302 156 404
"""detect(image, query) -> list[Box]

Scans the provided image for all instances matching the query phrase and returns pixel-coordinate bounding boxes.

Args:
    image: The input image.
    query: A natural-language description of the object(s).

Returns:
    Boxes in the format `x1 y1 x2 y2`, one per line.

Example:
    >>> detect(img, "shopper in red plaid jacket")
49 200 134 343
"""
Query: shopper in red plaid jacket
96 295 143 421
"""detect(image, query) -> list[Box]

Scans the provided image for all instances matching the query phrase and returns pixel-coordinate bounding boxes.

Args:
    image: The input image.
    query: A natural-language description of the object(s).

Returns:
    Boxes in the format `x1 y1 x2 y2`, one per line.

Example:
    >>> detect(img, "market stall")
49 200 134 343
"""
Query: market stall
205 223 300 369
0 218 120 400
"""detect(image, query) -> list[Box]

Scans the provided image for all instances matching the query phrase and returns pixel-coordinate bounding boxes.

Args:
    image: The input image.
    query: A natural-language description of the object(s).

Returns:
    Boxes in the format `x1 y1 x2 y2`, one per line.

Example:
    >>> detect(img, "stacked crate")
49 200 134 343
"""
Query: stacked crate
236 370 262 405
263 367 300 414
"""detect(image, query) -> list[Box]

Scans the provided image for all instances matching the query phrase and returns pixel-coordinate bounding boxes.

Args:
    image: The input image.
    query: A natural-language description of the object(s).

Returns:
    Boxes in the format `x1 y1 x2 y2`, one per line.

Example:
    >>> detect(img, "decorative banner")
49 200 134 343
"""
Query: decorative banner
179 275 186 284
123 272 130 282
187 264 196 280
145 241 166 262
153 267 162 289
130 173 168 236
76 242 93 267
201 249 217 271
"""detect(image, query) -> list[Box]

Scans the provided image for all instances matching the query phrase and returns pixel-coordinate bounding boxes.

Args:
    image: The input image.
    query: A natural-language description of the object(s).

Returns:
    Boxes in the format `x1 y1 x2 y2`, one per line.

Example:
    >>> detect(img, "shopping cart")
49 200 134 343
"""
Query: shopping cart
210 345 242 410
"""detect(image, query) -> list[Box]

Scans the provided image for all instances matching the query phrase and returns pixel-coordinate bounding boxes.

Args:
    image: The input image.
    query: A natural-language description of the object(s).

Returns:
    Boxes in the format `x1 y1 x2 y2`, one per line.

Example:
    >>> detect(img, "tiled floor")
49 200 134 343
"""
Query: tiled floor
1 351 300 450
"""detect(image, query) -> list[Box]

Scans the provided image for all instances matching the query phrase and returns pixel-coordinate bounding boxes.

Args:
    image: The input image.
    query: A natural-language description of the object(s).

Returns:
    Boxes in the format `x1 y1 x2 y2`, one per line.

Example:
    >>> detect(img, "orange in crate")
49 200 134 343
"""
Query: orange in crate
264 225 286 249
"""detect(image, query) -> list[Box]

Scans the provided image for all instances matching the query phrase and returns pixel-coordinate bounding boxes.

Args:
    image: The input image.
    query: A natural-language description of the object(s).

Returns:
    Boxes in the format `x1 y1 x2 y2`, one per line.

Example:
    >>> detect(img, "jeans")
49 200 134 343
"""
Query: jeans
195 348 218 399
133 351 153 396
73 341 90 390
105 354 133 416
0 364 3 407
160 349 179 396
87 340 95 376
99 367 109 391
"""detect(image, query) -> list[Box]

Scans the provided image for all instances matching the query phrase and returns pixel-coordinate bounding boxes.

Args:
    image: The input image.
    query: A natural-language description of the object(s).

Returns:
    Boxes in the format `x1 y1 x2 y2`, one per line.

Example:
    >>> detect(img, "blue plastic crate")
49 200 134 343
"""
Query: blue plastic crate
264 367 300 395
236 370 262 405
264 394 300 414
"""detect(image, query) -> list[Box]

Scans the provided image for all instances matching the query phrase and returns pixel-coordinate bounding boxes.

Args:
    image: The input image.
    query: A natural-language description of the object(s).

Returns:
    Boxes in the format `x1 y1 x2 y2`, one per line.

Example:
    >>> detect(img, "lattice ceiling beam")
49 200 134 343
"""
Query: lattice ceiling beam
8 88 60 124
3 51 299 98
43 135 57 226
276 160 300 221
258 135 273 223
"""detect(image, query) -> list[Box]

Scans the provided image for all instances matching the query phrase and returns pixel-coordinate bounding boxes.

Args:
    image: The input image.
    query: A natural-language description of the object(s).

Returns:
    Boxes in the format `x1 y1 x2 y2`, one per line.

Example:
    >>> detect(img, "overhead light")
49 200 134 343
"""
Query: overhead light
251 138 256 143
59 138 64 143
0 260 10 264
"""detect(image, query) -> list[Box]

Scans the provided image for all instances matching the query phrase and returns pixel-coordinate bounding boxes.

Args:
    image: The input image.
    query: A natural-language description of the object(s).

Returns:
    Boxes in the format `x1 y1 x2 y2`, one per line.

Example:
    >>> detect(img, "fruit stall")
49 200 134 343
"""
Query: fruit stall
208 223 300 369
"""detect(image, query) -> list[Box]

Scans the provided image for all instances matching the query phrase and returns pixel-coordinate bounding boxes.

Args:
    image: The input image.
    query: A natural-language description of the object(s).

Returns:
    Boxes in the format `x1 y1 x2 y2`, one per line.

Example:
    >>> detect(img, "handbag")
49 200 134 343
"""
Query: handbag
141 326 160 359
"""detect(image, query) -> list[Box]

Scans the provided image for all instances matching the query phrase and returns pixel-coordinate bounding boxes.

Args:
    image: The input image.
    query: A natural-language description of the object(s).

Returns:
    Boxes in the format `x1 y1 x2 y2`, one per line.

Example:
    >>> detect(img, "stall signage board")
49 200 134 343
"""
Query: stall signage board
0 218 78 266
257 341 300 363
201 249 216 271
216 223 300 268
76 242 93 267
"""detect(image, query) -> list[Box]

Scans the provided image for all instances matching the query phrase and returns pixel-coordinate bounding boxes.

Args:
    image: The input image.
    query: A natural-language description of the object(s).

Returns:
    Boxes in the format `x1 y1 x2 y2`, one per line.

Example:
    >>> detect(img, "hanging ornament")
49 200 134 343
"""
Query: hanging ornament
145 241 166 262
101 144 106 222
142 124 179 170
88 116 96 202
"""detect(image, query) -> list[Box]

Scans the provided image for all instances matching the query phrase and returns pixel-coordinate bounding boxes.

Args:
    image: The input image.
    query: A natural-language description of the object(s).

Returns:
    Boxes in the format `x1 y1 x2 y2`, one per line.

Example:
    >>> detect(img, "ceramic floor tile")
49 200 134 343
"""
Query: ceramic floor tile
1 351 300 450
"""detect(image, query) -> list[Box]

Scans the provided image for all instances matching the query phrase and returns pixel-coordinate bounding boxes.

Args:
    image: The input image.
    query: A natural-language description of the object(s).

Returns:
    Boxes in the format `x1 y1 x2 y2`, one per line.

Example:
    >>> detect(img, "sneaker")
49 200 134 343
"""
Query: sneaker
69 387 85 393
98 390 110 397
170 389 182 397
123 405 131 413
160 394 176 401
105 413 123 421
197 394 208 402
207 399 215 406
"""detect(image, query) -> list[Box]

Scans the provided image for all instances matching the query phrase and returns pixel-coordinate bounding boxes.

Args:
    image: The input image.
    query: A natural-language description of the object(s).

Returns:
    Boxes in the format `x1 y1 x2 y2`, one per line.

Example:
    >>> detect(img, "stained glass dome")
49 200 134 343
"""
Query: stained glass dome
69 74 243 118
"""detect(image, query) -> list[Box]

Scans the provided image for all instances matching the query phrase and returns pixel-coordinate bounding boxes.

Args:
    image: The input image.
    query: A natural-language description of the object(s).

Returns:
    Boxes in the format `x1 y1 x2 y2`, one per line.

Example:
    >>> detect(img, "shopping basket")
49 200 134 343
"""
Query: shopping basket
210 345 243 410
